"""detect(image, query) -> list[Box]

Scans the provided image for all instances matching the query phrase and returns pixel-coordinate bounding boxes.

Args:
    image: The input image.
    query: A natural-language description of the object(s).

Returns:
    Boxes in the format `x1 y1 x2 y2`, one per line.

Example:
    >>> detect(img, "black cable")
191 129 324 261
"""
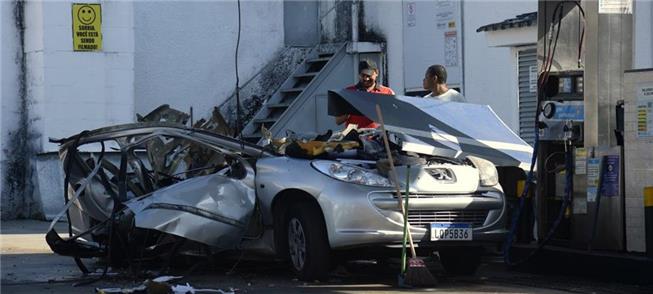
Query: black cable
504 0 568 266
540 3 564 90
506 0 587 266
543 151 566 173
576 2 585 67
512 142 574 265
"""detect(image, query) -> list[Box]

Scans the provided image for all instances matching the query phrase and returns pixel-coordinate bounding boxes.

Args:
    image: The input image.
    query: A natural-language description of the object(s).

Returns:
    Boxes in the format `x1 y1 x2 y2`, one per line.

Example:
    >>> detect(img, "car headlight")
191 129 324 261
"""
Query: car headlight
467 156 499 187
311 160 392 187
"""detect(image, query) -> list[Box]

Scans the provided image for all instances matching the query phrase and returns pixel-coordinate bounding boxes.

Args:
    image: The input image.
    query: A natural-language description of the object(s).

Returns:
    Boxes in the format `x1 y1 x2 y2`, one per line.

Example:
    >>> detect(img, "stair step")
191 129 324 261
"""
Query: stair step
267 102 291 109
307 57 331 63
294 72 318 78
281 87 306 93
254 118 277 124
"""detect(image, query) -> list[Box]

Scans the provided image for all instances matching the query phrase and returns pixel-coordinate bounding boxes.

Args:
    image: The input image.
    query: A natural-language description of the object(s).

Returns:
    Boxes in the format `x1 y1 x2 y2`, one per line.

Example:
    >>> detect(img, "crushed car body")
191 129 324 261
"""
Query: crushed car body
46 122 269 261
47 92 533 280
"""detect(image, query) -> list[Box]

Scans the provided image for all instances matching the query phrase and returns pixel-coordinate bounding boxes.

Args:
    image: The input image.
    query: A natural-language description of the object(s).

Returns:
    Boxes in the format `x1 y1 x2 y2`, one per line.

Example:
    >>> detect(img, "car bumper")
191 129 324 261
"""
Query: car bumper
317 182 507 249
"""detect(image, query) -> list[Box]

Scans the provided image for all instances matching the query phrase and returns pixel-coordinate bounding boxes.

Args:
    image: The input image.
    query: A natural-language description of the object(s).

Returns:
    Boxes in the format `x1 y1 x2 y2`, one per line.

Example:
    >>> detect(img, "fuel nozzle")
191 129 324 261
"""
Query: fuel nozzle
563 120 574 141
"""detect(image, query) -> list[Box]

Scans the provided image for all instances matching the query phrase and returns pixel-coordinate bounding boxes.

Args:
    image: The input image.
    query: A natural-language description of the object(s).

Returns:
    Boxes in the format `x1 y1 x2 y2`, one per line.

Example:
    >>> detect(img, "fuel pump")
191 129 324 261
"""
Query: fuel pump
537 71 585 245
505 0 631 264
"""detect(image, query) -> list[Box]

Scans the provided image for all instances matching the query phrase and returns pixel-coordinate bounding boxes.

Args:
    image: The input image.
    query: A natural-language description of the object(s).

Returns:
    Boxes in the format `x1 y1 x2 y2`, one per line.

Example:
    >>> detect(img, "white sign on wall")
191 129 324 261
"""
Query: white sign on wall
444 31 458 67
403 0 462 92
636 82 653 138
599 0 633 14
407 2 416 27
587 158 601 202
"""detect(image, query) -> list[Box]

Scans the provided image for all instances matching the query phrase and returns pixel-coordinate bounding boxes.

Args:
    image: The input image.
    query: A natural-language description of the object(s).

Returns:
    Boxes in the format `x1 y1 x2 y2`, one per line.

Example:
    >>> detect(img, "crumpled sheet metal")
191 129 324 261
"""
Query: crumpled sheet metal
124 172 256 249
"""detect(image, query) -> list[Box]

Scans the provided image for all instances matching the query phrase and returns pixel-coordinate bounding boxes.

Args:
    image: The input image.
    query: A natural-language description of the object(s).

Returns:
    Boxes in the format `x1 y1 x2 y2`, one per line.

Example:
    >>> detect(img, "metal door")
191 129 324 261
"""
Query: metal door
518 47 537 146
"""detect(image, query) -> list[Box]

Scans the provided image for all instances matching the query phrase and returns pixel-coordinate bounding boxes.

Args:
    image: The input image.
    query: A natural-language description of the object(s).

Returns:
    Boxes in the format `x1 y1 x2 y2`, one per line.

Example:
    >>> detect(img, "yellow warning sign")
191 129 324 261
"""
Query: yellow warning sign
72 4 102 51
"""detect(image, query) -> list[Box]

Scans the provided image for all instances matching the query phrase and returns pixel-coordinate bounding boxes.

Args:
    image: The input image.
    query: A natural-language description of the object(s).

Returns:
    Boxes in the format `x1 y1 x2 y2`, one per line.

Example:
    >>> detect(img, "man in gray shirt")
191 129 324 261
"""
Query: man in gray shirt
422 64 466 102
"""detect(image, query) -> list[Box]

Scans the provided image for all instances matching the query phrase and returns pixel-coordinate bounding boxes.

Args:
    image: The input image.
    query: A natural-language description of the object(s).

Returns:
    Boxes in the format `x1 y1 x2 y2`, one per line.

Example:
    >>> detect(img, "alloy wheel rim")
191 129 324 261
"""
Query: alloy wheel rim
288 218 306 271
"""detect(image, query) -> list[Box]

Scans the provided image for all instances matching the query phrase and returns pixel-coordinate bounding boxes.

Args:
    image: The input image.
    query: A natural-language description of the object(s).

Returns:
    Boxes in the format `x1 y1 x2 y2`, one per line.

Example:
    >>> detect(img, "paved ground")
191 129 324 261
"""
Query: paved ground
2 220 652 293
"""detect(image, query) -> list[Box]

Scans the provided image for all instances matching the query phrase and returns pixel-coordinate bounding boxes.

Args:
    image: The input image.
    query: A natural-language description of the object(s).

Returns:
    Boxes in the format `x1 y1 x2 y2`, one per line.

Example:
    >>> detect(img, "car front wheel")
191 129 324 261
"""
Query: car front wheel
285 203 331 281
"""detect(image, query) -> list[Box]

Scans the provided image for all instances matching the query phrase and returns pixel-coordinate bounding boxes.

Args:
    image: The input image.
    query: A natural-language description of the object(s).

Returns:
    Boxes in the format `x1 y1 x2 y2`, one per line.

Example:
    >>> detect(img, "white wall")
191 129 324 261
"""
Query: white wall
463 0 537 133
134 0 284 119
361 0 405 93
15 1 136 218
363 0 536 132
1 0 22 215
24 0 135 153
633 0 653 69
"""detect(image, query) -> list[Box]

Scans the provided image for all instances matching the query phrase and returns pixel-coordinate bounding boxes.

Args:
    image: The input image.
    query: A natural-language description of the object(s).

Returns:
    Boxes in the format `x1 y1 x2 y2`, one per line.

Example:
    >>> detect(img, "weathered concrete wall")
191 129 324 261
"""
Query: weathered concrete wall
24 0 135 153
219 46 312 132
319 0 352 43
1 0 30 219
5 0 286 219
1 0 136 219
133 0 284 122
360 0 403 92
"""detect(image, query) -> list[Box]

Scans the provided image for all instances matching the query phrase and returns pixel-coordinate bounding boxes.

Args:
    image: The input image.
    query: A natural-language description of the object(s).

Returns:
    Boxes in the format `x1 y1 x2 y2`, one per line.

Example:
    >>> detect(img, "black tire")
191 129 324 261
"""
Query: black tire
438 247 483 276
282 202 331 281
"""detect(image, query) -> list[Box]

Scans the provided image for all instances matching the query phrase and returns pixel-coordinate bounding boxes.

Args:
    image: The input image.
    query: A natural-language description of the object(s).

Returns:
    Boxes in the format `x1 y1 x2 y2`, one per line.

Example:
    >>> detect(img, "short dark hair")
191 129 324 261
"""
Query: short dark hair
359 59 378 73
426 64 447 84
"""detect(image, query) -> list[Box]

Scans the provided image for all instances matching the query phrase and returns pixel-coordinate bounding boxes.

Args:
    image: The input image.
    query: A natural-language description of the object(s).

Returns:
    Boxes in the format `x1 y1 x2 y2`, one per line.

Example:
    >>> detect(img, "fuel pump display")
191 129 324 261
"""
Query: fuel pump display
539 71 585 143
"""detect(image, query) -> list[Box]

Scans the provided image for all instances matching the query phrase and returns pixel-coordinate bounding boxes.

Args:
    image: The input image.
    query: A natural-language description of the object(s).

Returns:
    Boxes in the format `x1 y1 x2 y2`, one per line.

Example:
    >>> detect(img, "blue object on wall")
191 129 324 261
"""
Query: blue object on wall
601 155 620 197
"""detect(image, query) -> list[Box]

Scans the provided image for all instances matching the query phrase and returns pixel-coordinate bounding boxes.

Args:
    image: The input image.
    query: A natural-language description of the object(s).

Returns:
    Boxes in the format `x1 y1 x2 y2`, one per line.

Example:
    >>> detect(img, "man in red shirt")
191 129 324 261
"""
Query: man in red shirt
335 60 395 129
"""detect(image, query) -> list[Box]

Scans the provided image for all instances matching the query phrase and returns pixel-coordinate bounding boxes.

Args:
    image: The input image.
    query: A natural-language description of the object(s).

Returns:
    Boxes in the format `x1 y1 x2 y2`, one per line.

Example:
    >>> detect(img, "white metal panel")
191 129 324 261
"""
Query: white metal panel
402 0 463 92
518 47 537 146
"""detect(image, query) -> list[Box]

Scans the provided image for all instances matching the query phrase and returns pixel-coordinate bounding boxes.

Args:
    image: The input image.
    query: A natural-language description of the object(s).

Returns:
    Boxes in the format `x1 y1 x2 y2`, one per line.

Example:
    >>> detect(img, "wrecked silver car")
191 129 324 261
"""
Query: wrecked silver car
47 91 532 281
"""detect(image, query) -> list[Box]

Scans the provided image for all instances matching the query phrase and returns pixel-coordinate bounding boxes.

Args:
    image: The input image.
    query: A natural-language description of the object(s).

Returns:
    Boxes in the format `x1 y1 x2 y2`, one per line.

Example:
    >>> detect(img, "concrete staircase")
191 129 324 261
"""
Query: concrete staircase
240 42 386 144
240 43 350 143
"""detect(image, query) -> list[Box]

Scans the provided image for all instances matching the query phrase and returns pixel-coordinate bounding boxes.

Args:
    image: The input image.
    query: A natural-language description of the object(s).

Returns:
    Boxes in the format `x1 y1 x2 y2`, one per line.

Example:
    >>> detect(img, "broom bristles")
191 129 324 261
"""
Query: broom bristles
404 258 437 287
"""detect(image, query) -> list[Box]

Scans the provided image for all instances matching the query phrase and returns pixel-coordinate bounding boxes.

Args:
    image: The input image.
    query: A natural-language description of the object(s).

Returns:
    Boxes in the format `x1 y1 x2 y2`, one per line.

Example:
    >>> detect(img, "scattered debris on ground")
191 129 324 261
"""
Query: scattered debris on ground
95 276 235 294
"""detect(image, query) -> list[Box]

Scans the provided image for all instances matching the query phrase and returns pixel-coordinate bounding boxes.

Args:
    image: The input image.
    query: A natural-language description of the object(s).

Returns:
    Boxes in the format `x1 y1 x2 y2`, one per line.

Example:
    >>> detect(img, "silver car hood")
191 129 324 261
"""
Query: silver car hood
328 89 534 171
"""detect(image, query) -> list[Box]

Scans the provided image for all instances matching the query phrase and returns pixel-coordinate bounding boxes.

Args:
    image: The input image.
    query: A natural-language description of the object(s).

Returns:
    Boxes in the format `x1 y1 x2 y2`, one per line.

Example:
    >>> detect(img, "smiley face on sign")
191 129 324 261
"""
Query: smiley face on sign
77 5 96 25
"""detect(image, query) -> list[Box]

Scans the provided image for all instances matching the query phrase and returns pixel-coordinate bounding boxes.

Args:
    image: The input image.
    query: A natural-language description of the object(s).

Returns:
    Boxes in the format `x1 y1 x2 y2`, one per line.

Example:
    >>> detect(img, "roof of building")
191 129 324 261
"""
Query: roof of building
476 12 537 33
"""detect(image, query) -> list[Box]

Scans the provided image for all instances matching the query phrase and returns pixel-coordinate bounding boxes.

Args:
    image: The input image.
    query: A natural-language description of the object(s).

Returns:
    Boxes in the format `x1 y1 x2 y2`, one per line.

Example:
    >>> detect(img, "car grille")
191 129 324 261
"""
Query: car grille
407 210 488 227
393 193 485 199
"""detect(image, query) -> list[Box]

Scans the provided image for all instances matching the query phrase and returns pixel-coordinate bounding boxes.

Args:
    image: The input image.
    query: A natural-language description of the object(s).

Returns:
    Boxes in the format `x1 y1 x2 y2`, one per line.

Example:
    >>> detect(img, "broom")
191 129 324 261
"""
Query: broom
375 105 437 287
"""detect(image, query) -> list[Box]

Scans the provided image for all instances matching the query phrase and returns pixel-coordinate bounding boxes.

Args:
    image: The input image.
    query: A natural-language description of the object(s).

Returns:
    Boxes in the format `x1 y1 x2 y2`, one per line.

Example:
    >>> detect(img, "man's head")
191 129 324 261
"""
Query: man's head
423 64 447 90
358 59 379 89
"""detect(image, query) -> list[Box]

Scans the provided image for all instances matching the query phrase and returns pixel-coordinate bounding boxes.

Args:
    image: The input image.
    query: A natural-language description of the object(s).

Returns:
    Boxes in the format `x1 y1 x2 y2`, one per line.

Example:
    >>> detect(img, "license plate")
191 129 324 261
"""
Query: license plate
430 223 472 241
